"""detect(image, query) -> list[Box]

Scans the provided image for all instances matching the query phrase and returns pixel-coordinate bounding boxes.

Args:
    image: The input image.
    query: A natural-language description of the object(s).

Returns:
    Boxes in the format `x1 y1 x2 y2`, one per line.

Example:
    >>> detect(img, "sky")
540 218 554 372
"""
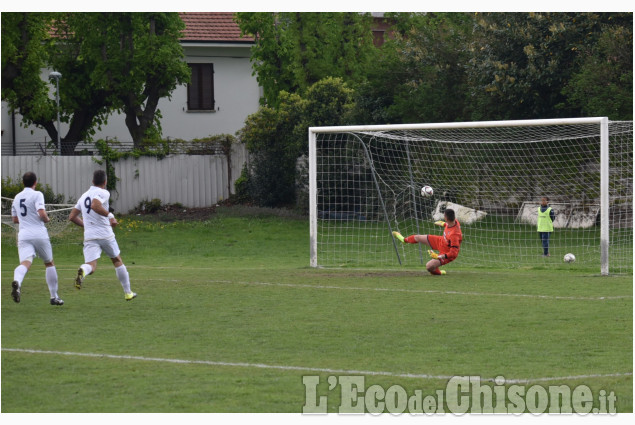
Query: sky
1 0 633 12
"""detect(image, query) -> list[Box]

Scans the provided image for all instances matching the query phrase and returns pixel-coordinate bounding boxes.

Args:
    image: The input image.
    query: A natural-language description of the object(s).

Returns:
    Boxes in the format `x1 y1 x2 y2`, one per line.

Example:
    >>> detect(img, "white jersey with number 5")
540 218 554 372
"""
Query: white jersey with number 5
11 187 49 241
75 186 115 240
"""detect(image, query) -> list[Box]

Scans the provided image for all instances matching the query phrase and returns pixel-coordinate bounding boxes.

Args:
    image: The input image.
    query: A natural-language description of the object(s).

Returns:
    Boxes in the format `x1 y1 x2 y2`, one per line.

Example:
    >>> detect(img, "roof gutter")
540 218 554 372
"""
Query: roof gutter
180 41 253 48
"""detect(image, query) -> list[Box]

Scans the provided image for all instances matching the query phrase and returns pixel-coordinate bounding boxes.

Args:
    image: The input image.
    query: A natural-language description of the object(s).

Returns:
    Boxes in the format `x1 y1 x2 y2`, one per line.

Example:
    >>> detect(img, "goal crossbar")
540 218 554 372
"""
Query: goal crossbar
309 117 608 134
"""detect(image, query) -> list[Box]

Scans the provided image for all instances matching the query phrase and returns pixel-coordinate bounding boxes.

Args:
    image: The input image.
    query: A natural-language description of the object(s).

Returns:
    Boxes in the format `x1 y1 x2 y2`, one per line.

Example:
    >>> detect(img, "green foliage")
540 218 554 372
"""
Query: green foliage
238 77 355 208
93 140 123 192
1 177 26 200
466 12 632 120
92 133 241 199
2 12 189 155
302 77 357 129
238 92 304 207
1 13 58 127
83 13 190 146
232 164 252 204
236 12 376 107
185 134 237 155
137 198 163 213
1 177 68 204
92 137 172 193
562 24 633 120
216 134 237 158
354 13 473 124
353 12 632 124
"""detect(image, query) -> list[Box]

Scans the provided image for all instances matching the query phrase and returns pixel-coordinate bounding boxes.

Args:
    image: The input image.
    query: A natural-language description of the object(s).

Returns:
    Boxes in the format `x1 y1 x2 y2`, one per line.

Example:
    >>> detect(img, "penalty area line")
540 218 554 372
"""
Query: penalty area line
2 347 631 384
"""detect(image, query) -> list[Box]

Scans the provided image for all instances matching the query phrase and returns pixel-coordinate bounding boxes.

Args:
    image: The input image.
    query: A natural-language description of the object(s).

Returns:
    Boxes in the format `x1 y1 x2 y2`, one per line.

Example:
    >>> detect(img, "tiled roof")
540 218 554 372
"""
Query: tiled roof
179 12 253 43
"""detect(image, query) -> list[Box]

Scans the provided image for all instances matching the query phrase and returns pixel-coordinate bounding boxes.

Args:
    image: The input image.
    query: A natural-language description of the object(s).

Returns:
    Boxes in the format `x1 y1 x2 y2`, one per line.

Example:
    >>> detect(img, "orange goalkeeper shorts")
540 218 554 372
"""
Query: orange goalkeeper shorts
427 235 457 265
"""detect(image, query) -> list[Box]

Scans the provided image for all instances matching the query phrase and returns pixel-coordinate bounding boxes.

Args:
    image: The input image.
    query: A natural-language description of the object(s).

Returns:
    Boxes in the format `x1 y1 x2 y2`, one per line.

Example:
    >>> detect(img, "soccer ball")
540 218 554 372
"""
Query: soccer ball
564 253 576 263
421 185 434 197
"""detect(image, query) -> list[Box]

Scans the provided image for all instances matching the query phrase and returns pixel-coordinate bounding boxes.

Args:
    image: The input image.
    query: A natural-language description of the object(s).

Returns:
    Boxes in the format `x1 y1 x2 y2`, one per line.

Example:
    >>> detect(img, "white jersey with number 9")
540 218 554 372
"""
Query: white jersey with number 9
74 185 115 240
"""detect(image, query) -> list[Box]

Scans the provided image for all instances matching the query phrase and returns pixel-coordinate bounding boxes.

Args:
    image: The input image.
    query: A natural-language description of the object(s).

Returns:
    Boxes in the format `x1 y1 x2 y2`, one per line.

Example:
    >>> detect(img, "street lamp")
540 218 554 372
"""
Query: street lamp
49 71 62 154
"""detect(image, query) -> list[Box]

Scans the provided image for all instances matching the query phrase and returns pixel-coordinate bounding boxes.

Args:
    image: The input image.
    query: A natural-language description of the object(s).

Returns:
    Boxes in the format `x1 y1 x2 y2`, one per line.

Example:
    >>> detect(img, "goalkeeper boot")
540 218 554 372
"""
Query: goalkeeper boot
440 270 447 275
50 297 64 306
11 281 20 303
75 267 85 290
124 292 137 301
392 231 405 243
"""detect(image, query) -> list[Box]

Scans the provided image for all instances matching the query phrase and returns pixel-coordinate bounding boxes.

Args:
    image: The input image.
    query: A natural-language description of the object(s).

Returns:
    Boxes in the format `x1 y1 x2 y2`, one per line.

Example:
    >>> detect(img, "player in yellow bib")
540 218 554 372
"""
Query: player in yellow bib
537 197 555 257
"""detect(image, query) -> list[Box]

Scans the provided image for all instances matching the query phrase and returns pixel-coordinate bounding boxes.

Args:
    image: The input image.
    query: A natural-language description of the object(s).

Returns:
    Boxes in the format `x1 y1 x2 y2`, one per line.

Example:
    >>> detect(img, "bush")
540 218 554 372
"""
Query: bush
137 198 163 213
232 164 252 204
237 77 356 209
1 177 68 204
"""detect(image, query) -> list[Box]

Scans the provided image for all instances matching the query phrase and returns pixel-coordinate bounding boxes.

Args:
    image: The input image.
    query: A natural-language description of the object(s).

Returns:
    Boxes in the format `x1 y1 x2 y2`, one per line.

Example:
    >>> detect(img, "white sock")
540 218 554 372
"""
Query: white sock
115 265 132 293
13 265 28 286
46 266 59 298
81 264 93 277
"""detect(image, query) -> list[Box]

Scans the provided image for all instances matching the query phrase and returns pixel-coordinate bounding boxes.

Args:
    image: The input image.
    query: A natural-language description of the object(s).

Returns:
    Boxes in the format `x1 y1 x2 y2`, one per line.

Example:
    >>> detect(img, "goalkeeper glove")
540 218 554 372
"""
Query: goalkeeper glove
434 220 445 227
428 250 439 260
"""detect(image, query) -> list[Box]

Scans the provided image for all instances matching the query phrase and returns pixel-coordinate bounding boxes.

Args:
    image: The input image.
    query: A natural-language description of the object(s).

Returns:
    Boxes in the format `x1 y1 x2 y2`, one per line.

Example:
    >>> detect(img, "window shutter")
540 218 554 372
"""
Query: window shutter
187 63 215 110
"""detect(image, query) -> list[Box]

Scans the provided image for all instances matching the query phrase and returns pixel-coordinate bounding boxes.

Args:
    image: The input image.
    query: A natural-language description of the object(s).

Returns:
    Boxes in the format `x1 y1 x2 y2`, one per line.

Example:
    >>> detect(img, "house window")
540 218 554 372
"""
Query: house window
187 63 215 111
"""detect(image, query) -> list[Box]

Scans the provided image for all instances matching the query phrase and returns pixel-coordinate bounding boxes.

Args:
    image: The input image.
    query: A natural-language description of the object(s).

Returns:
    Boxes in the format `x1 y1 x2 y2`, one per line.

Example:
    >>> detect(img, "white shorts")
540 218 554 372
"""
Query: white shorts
18 239 53 263
83 238 121 263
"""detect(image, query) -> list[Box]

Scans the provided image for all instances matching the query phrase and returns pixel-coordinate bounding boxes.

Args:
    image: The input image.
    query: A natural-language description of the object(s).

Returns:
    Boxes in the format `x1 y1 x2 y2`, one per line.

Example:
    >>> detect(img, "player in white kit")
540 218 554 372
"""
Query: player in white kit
10 172 64 305
68 170 136 301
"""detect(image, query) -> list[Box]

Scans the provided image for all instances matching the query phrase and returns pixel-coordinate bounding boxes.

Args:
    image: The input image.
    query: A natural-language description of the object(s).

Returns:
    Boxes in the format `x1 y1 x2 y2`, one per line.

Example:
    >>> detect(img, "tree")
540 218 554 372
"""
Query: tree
75 13 191 147
353 12 632 124
1 12 84 154
238 92 304 206
238 77 355 207
2 12 190 155
354 12 473 124
466 12 632 120
562 23 633 120
236 12 376 107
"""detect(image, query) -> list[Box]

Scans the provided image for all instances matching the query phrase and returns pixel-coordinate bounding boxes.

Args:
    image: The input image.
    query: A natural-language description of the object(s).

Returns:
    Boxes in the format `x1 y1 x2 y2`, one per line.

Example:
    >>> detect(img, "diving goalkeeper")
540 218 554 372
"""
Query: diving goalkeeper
393 208 462 275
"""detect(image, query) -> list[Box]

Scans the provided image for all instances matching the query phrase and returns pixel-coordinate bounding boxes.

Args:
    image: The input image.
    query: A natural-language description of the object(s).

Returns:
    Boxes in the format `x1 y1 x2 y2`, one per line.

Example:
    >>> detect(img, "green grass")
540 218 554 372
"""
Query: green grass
1 206 632 413
319 215 633 273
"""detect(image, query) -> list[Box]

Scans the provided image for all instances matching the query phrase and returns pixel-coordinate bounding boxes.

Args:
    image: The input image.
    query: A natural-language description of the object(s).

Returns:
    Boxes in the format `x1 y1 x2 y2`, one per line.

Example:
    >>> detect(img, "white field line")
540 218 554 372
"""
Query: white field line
2 347 631 385
147 277 631 301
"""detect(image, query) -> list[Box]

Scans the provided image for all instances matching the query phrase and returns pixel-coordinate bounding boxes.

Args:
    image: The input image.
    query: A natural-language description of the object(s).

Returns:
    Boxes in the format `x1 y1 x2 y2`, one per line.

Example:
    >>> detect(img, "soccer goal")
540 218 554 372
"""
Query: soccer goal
1 196 76 238
308 118 633 275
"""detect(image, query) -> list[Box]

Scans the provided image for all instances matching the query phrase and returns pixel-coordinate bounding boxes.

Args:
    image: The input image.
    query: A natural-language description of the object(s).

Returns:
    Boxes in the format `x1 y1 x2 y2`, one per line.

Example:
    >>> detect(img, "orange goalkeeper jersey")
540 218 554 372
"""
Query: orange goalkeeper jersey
441 220 463 260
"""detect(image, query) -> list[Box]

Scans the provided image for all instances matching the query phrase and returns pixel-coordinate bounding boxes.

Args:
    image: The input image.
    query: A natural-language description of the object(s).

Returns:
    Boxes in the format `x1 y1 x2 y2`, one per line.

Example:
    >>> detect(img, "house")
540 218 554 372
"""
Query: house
371 12 394 47
1 12 260 155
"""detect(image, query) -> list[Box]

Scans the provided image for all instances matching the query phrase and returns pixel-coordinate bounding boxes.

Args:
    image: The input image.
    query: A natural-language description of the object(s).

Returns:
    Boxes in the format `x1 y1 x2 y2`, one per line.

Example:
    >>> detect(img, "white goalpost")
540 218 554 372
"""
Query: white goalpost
309 118 633 275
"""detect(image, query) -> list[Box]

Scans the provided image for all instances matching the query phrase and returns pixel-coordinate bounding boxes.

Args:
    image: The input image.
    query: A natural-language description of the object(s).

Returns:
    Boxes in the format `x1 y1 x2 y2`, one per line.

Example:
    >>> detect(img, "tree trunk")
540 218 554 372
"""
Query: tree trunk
123 79 162 149
33 90 109 155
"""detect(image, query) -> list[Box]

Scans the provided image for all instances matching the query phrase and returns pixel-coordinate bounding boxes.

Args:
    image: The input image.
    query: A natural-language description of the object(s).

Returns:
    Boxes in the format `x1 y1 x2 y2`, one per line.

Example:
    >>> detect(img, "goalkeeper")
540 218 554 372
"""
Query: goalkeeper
393 208 462 275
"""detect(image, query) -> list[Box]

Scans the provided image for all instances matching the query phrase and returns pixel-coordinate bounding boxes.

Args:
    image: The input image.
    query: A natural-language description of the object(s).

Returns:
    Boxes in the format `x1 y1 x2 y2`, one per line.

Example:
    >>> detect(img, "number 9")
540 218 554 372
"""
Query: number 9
84 196 92 214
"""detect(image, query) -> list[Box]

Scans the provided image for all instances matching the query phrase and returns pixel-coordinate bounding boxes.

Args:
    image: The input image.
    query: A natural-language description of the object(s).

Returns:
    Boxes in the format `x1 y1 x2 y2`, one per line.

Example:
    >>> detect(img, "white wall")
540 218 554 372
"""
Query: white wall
161 44 261 140
1 155 101 203
1 44 260 154
1 145 247 213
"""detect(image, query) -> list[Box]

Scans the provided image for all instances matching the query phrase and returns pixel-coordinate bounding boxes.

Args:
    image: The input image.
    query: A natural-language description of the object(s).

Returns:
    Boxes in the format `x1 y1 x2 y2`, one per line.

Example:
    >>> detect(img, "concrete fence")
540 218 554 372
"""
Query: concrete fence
1 144 247 213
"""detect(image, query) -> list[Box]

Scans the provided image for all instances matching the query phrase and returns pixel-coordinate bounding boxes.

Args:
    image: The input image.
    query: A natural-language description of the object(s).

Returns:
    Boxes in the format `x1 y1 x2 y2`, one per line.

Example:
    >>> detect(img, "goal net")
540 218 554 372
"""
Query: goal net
309 118 633 275
1 196 76 239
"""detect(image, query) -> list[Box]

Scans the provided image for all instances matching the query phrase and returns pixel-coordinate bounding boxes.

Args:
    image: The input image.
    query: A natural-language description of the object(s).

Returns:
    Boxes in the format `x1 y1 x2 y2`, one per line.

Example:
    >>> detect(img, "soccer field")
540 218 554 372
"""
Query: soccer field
1 206 632 413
